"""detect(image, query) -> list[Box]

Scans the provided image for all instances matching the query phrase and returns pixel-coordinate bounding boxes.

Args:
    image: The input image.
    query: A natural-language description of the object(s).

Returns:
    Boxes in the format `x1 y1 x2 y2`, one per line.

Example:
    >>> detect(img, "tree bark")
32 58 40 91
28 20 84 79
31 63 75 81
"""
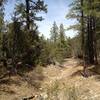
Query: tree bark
25 0 30 30
92 0 98 64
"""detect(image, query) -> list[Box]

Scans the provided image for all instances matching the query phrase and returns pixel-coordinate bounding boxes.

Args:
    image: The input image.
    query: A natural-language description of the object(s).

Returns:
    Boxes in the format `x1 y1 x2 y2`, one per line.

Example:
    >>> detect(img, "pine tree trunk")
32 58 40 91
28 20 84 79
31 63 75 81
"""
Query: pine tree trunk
89 16 94 64
93 20 98 64
92 0 98 64
81 0 89 77
81 0 84 58
86 16 90 65
86 0 95 65
26 0 30 30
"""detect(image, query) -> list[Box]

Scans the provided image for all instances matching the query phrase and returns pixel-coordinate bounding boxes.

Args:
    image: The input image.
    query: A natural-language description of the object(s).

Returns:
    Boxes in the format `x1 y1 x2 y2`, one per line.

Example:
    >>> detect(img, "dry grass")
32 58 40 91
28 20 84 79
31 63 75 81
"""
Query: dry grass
0 58 100 100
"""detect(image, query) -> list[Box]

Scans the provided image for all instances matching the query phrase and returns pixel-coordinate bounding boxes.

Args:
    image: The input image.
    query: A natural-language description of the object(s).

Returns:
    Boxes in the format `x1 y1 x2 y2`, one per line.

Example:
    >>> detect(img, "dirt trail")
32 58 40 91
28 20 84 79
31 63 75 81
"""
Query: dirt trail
0 58 100 100
42 58 80 83
40 58 100 100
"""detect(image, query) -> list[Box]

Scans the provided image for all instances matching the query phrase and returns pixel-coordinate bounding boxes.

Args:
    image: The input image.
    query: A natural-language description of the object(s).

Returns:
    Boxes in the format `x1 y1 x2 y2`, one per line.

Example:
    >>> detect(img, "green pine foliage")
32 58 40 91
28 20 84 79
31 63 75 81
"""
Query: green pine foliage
66 0 100 65
38 22 72 66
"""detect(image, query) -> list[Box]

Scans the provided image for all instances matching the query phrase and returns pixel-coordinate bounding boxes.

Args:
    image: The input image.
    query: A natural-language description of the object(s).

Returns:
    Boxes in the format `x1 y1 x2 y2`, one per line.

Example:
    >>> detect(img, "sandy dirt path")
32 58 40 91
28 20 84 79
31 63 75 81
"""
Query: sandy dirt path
0 58 100 100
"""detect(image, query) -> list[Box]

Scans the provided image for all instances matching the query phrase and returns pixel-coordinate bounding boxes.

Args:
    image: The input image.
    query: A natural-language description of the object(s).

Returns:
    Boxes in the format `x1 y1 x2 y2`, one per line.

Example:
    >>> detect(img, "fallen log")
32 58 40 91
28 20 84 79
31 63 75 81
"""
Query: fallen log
22 95 35 100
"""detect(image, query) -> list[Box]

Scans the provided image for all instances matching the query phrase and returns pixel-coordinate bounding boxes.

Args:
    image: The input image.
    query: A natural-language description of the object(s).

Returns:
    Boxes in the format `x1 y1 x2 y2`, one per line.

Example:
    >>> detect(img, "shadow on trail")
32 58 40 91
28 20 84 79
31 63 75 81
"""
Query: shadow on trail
0 78 21 86
70 70 82 77
89 64 100 81
70 64 100 79
19 70 45 89
0 79 17 95
0 66 45 97
0 86 16 95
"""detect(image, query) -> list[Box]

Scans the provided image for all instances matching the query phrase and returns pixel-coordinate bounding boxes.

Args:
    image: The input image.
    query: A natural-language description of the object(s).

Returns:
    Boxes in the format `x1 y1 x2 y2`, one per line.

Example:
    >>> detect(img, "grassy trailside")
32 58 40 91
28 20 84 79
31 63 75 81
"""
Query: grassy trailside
0 58 100 100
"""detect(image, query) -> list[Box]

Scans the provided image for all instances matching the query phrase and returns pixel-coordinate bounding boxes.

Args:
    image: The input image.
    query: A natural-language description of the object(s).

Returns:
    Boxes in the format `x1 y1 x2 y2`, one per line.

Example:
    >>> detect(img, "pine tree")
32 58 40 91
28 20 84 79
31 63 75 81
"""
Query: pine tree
15 0 47 30
58 24 67 59
66 0 99 65
59 23 66 47
0 0 6 6
50 21 59 43
12 0 48 66
0 4 5 57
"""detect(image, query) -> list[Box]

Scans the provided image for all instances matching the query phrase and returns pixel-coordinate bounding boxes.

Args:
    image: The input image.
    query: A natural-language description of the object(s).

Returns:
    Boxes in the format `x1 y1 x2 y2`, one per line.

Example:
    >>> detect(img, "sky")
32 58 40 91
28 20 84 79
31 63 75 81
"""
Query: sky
4 0 77 38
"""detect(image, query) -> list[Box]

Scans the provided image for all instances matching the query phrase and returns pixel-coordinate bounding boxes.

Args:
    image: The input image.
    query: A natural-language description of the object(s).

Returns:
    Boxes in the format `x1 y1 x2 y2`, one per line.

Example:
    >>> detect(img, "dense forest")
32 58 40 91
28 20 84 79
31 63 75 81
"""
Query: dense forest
0 0 100 100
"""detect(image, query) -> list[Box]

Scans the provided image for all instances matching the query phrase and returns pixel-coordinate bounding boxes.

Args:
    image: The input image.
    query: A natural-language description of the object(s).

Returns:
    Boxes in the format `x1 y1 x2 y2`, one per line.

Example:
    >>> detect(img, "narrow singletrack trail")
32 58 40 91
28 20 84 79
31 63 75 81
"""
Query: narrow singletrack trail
42 58 80 84
40 58 100 100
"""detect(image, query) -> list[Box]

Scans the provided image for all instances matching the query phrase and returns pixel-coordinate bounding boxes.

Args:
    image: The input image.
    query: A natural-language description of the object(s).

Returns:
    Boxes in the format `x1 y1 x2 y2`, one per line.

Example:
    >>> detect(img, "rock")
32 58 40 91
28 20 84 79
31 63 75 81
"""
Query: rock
40 92 48 99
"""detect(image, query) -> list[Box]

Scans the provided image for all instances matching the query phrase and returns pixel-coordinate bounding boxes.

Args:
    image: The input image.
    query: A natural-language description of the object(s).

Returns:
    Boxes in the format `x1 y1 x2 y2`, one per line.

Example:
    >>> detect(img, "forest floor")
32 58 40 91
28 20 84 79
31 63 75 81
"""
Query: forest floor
0 58 100 100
